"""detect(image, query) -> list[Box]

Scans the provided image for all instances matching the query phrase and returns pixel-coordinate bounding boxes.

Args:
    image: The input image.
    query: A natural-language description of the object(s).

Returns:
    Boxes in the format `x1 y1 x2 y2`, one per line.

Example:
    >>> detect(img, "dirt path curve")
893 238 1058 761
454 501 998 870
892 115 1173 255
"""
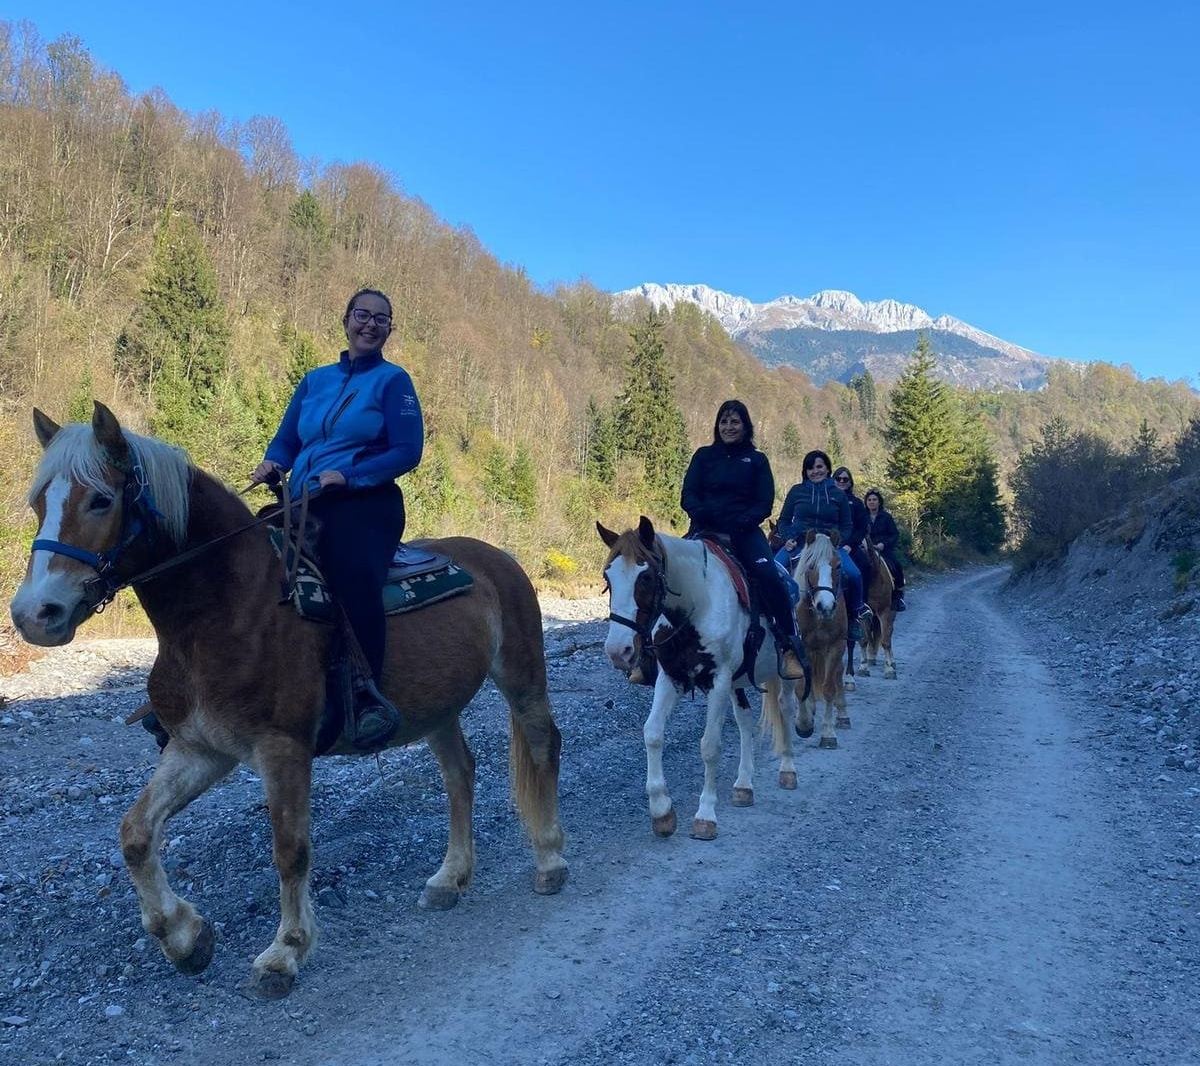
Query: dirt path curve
1 568 1196 1066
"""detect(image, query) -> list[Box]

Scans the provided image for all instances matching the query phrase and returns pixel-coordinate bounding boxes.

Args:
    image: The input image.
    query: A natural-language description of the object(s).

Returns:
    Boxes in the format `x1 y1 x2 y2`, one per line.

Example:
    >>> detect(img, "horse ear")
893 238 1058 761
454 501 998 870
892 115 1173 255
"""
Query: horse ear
32 408 61 449
596 522 620 548
829 530 841 547
805 530 817 545
92 401 131 466
637 516 656 548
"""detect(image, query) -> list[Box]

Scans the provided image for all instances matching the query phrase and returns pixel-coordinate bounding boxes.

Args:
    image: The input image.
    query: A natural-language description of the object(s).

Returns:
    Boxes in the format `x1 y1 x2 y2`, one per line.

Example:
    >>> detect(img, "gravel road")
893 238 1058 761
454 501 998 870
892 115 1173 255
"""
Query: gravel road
1 571 1197 1066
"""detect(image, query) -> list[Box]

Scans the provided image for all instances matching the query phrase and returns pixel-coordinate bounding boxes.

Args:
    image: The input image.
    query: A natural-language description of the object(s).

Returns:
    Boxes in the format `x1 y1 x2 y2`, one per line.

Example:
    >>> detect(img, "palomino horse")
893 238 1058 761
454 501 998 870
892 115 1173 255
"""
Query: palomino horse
763 532 847 775
857 544 898 679
597 517 798 839
9 403 567 1000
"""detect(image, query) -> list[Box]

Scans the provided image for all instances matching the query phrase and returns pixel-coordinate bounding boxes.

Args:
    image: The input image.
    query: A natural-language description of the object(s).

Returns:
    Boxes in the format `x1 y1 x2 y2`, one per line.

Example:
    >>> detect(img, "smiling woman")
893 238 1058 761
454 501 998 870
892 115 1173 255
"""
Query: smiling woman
249 288 425 750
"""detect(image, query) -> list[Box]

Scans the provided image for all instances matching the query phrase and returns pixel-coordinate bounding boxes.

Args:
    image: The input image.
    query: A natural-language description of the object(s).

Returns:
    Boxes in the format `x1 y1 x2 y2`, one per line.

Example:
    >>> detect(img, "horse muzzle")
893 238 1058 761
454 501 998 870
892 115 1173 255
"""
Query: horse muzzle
10 586 91 647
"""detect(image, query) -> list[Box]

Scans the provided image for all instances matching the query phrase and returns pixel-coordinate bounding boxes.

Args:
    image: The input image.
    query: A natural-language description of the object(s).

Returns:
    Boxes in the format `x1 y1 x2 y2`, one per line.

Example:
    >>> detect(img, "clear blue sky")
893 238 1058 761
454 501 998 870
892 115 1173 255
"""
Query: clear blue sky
9 1 1197 382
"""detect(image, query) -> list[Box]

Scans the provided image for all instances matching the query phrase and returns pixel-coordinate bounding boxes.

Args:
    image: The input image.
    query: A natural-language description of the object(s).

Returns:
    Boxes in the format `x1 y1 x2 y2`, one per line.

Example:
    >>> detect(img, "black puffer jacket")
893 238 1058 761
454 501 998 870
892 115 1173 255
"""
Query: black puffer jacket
680 440 775 535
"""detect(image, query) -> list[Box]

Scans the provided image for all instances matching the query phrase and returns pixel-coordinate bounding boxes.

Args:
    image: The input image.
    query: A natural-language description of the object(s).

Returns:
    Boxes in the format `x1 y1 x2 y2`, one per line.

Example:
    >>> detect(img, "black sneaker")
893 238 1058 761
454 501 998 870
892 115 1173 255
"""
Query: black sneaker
894 596 907 612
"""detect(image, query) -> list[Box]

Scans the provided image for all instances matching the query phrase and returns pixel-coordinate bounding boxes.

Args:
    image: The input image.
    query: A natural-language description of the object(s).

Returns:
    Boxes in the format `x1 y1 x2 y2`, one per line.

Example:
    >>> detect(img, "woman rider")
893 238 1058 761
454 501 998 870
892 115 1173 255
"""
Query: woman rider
832 465 873 596
251 288 424 749
775 450 873 641
680 400 807 681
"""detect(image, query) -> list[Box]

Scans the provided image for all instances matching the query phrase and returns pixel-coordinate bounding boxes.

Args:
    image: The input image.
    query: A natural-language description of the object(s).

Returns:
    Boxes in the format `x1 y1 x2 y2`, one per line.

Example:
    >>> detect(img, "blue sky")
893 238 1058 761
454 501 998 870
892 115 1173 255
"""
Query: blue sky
9 1 1197 382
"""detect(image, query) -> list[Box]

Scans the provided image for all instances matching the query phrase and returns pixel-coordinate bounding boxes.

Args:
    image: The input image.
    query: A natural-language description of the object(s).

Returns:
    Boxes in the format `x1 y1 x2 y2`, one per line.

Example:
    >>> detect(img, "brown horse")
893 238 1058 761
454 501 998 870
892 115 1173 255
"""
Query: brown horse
9 403 567 1000
857 544 898 679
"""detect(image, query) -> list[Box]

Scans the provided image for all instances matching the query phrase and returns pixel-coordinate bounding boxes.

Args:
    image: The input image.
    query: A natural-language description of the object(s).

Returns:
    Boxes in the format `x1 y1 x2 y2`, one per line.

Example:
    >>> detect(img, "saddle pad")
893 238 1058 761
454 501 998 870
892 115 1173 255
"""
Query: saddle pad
383 563 474 615
701 539 751 612
267 529 474 621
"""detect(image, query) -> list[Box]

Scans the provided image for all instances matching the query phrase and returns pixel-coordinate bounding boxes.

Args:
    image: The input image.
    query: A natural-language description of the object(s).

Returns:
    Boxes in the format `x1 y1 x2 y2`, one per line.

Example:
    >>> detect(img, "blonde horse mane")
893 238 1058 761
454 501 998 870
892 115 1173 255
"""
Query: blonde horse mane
31 423 193 546
792 532 838 593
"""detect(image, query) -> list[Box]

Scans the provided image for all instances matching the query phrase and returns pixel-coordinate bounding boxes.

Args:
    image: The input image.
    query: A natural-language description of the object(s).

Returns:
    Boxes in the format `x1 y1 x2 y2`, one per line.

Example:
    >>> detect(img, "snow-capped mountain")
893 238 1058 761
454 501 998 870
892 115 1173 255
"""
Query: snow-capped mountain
614 282 1053 389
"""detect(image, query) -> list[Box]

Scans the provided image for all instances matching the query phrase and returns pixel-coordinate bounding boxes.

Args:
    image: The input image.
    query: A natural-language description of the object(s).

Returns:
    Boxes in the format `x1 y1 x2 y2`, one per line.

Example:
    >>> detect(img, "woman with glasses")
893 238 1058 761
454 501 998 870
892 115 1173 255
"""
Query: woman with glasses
251 288 424 748
831 466 872 594
775 450 873 640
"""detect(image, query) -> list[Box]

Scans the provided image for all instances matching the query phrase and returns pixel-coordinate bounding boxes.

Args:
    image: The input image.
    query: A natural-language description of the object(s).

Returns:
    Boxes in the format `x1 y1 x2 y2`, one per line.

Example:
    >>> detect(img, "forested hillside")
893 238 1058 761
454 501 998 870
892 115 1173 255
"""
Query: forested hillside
1 23 1196 621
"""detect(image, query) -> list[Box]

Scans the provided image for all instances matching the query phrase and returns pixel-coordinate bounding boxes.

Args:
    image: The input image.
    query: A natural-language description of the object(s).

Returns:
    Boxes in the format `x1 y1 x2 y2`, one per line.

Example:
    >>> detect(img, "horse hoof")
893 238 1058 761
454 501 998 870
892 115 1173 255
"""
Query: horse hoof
844 677 856 691
690 819 718 841
836 716 851 729
418 884 462 911
534 865 569 895
239 968 295 1002
818 737 838 750
731 787 754 807
651 809 678 837
794 722 814 739
173 919 215 976
779 771 797 790
885 668 897 680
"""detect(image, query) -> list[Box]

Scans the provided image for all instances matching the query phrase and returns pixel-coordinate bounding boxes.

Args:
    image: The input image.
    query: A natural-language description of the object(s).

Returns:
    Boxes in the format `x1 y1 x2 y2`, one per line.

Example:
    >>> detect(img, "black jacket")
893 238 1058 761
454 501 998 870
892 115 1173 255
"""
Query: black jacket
845 491 869 549
680 441 775 535
868 508 900 552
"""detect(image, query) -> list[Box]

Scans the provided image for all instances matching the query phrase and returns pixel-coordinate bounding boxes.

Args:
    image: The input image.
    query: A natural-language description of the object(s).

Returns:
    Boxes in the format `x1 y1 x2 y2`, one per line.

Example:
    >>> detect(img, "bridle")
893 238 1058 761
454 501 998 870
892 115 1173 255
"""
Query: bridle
605 536 669 641
29 449 301 615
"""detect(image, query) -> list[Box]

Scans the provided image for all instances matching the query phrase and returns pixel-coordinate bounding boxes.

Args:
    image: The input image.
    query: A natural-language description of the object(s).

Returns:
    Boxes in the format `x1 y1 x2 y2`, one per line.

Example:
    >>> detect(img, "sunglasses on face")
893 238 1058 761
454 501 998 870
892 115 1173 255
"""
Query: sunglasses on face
834 475 850 483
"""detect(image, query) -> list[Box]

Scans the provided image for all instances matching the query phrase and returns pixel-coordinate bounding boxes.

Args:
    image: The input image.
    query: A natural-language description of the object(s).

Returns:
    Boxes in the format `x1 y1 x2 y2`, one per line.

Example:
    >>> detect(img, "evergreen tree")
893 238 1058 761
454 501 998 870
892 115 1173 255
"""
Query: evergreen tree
849 370 878 423
821 413 844 466
612 309 689 515
884 334 966 540
509 446 538 521
780 422 804 464
582 397 618 484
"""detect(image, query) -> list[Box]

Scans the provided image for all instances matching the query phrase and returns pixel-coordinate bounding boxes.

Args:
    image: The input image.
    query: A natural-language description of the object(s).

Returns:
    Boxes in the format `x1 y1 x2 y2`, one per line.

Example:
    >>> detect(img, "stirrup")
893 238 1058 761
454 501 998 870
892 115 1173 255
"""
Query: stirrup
351 679 401 751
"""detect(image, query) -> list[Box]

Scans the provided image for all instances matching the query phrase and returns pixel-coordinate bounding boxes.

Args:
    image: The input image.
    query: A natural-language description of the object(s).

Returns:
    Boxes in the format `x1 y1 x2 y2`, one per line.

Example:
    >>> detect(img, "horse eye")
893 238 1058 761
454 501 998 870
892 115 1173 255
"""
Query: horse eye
89 493 114 512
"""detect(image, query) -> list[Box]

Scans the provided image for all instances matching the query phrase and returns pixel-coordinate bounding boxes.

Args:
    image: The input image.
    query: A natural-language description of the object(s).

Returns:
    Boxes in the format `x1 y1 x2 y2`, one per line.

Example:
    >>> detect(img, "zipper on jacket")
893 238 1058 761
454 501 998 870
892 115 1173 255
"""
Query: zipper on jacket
322 388 358 439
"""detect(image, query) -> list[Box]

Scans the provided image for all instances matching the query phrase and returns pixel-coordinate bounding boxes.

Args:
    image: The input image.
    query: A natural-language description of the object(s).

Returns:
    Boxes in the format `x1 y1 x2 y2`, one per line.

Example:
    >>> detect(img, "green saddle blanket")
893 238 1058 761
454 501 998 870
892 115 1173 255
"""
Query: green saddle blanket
268 530 474 623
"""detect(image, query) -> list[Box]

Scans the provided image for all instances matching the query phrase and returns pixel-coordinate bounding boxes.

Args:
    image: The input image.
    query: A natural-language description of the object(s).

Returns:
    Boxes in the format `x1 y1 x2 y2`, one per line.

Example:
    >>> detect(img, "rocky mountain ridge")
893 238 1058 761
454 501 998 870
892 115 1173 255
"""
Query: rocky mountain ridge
615 282 1057 389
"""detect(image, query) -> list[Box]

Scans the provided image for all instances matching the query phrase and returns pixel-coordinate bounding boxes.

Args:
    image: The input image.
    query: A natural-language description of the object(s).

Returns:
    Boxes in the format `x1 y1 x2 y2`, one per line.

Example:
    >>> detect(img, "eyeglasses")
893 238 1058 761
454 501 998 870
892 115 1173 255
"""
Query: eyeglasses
349 308 393 328
834 475 851 483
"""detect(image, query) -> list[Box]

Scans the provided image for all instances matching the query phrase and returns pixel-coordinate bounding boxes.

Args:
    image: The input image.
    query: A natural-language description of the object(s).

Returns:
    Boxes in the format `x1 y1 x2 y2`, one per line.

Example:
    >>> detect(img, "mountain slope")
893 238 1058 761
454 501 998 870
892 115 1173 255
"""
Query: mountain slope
616 283 1055 389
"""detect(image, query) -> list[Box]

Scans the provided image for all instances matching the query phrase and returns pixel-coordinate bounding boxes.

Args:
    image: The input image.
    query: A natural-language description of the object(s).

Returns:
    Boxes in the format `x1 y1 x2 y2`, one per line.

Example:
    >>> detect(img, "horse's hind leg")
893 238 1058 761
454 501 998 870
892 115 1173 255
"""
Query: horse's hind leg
120 743 236 978
882 614 898 679
761 678 798 789
846 635 860 686
420 717 477 910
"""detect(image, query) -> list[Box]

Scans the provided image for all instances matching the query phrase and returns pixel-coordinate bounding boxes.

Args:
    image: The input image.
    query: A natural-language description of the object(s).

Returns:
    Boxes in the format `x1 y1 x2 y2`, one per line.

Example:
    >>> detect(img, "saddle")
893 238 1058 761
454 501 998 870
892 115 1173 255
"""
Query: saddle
683 532 765 686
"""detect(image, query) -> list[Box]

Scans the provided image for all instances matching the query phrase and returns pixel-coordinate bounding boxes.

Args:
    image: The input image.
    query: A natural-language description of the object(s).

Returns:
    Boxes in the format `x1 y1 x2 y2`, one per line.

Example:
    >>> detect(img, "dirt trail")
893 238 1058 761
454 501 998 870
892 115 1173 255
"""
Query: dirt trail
1 568 1196 1066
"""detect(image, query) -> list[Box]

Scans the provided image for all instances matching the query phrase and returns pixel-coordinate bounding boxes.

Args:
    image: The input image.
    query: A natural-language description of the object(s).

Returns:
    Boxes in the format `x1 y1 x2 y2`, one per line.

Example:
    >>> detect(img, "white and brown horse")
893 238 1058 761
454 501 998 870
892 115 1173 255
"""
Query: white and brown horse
597 517 799 839
9 403 567 999
763 531 847 773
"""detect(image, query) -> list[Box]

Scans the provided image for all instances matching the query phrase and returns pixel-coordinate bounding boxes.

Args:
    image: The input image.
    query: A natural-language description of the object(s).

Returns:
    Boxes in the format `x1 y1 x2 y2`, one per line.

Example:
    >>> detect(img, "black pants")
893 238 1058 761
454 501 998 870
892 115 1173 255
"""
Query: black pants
728 527 797 639
309 483 405 683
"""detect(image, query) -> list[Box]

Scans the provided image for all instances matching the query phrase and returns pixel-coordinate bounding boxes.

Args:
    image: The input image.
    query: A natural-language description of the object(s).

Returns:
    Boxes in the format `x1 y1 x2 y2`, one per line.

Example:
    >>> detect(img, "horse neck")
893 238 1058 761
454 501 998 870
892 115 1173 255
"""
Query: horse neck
659 535 727 610
134 471 279 632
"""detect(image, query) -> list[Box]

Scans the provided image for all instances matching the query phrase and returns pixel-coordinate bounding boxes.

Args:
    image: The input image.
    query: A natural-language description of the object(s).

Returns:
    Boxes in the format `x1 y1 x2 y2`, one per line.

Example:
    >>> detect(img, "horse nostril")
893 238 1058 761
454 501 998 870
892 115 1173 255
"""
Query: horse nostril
37 602 65 626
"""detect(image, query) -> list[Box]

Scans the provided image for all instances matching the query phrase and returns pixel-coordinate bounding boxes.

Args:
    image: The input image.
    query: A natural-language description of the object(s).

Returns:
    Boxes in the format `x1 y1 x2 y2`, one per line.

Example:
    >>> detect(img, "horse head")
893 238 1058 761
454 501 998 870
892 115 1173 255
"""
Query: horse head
596 516 665 675
10 402 190 646
793 530 840 619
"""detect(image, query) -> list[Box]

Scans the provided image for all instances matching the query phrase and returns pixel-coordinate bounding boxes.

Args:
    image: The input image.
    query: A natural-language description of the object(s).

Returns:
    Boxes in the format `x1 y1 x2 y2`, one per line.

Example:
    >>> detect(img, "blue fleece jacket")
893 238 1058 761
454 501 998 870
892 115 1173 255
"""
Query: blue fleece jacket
264 350 424 498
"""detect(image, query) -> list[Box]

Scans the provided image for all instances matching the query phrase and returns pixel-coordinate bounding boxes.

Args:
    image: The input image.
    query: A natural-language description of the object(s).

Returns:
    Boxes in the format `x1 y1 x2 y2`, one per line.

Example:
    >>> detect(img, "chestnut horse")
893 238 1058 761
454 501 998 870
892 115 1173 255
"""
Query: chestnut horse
857 544 898 679
763 532 847 773
9 403 567 1000
597 517 799 839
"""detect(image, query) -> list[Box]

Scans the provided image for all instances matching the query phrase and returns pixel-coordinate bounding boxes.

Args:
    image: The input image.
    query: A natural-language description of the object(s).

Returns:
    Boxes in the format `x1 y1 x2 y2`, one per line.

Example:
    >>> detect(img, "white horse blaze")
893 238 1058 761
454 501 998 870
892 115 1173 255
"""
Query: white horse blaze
10 476 83 633
602 558 647 669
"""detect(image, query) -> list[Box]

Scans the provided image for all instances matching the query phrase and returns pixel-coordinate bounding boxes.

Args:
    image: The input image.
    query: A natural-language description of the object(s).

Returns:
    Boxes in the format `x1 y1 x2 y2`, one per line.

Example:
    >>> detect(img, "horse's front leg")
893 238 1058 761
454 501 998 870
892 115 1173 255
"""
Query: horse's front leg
241 735 317 1001
644 676 680 837
420 717 476 910
729 688 756 808
761 677 798 789
120 743 237 978
691 680 732 840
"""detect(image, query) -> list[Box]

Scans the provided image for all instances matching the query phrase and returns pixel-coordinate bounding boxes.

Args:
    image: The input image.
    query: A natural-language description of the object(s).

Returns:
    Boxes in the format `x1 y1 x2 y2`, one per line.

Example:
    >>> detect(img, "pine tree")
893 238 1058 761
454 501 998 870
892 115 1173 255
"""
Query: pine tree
582 397 617 484
612 309 689 515
849 370 878 422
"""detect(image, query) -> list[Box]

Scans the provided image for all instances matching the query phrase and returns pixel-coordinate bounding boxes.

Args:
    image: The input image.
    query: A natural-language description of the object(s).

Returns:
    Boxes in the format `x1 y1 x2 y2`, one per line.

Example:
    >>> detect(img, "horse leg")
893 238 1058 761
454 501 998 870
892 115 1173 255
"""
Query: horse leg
644 678 679 837
816 660 839 748
848 633 864 682
729 689 756 808
120 743 236 978
882 612 898 679
691 683 730 840
242 735 319 1001
761 677 798 789
419 717 477 910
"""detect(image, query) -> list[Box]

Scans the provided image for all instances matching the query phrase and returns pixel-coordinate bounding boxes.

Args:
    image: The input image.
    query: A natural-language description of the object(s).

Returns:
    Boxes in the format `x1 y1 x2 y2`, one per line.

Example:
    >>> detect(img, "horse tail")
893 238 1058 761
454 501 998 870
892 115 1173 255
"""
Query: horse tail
759 678 789 757
508 705 561 840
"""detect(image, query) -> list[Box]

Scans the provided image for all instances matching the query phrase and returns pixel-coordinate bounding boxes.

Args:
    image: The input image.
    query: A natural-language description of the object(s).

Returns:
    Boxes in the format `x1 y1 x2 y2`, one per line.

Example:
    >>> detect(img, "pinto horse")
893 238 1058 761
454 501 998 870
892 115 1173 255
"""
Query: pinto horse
597 517 798 839
763 531 847 771
9 403 567 1000
857 544 898 679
